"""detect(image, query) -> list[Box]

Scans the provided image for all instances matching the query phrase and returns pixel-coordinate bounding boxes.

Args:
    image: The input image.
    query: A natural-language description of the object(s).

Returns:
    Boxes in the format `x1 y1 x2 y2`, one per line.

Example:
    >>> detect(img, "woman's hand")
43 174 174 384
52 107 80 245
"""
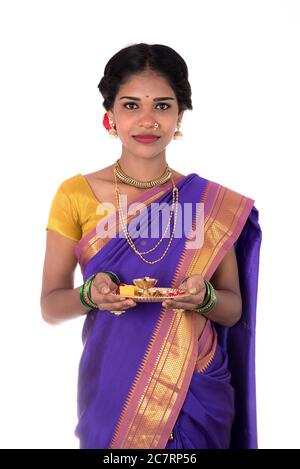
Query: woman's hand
162 274 206 312
90 272 136 315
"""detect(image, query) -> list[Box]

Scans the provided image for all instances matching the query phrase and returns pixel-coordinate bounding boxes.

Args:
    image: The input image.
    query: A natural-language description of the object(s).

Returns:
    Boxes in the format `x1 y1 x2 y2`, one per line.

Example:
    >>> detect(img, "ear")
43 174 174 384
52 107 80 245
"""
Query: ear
178 111 184 122
106 110 114 121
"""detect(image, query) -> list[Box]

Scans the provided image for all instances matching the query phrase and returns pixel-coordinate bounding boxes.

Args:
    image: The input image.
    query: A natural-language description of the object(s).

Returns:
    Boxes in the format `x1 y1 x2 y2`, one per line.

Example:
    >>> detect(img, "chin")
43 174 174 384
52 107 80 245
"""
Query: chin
124 145 165 158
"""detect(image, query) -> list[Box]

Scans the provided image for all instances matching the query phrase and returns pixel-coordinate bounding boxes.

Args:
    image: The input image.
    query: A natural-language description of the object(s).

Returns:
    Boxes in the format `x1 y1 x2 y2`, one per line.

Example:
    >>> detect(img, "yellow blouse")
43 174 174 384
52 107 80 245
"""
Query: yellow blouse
46 174 111 241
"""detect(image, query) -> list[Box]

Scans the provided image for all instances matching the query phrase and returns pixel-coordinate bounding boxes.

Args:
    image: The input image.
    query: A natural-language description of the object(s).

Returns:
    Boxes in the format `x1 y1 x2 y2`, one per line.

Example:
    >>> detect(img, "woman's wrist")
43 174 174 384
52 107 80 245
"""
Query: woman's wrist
79 271 122 312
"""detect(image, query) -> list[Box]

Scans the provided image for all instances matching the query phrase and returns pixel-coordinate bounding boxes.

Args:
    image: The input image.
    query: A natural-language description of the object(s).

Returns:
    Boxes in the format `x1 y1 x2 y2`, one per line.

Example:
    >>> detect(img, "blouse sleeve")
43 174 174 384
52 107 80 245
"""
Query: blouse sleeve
46 181 82 241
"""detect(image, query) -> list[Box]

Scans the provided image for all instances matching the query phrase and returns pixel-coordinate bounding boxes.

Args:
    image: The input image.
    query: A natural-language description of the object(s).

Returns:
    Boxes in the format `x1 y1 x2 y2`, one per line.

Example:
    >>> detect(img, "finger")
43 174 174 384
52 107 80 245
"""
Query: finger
109 282 118 293
91 292 125 304
168 291 206 306
98 284 113 294
91 282 108 296
163 301 197 310
164 292 196 304
94 276 118 294
163 291 203 305
92 285 123 302
186 280 206 295
182 279 196 293
100 293 133 305
98 299 136 310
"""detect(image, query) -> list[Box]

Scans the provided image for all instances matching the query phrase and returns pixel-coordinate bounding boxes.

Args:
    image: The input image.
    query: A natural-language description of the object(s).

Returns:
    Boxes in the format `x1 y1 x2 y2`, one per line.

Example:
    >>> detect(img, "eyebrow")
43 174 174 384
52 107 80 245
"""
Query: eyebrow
119 96 175 102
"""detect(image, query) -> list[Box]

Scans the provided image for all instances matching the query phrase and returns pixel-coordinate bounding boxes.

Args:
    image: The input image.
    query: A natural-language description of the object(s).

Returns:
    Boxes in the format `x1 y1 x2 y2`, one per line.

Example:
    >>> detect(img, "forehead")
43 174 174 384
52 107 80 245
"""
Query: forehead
117 72 175 98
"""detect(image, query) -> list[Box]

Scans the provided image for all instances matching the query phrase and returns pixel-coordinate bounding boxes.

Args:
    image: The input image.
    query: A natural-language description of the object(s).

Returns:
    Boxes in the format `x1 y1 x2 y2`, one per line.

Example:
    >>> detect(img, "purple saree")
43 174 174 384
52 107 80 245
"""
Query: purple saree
74 173 261 449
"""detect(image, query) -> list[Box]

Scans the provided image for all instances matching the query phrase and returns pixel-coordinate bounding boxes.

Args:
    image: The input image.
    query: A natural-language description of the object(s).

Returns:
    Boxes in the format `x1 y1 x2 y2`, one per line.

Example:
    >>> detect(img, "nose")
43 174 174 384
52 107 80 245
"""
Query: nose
138 110 158 129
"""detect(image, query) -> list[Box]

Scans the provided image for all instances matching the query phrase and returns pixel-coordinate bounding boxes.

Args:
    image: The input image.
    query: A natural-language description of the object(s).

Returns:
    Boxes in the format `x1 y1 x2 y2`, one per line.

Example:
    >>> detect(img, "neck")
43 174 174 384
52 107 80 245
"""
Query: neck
117 153 168 181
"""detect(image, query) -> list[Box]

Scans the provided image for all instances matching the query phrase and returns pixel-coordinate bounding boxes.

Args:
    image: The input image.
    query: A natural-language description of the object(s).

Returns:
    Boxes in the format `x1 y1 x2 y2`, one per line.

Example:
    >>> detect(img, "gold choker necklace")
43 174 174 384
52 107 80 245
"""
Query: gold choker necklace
114 159 172 189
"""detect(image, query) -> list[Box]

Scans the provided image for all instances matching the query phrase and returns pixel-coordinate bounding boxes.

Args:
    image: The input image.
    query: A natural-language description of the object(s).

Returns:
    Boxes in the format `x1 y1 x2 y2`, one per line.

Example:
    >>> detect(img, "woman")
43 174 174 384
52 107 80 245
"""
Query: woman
41 43 262 449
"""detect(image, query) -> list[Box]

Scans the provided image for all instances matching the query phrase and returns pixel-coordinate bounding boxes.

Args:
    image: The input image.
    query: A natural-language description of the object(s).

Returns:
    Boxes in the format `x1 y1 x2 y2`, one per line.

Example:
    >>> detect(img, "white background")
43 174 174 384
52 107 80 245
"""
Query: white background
0 0 299 449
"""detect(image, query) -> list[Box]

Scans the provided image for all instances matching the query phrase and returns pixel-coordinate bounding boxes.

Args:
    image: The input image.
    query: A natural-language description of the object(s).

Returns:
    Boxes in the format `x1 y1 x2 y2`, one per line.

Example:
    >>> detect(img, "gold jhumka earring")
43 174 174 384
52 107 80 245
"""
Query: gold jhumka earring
108 118 118 138
173 120 183 140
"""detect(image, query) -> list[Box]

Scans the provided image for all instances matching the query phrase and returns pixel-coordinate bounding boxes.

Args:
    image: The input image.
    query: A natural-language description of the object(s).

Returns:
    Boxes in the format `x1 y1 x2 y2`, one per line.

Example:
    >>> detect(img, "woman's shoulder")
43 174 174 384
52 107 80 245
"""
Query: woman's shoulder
56 167 115 209
57 173 85 194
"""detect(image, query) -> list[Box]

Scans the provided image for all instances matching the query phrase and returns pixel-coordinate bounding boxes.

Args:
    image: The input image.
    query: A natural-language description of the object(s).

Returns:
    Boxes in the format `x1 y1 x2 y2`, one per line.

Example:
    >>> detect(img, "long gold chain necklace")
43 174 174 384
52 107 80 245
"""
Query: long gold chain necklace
113 161 179 264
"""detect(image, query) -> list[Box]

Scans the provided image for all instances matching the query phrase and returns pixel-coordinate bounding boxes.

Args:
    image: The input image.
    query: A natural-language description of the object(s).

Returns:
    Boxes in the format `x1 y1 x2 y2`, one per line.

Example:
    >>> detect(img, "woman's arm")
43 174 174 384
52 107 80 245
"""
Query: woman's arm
40 230 89 325
204 245 242 327
40 231 136 325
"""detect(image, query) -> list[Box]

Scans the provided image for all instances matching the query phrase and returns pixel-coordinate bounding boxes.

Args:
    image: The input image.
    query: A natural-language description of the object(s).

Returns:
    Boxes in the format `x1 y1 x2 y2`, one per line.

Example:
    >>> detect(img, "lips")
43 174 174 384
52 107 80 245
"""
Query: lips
133 135 161 144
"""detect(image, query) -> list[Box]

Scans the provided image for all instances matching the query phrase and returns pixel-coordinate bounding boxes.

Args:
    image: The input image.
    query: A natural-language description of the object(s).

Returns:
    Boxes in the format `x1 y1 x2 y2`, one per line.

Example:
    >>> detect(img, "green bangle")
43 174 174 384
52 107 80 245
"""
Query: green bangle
86 274 97 304
195 280 217 315
197 280 211 308
79 284 93 310
79 274 99 310
83 277 98 310
83 285 98 310
199 288 217 315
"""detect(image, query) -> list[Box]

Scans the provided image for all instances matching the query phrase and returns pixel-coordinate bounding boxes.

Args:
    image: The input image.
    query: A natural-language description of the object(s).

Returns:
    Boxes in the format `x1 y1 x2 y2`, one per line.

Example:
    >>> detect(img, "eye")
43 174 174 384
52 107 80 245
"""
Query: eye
156 103 170 110
123 102 138 110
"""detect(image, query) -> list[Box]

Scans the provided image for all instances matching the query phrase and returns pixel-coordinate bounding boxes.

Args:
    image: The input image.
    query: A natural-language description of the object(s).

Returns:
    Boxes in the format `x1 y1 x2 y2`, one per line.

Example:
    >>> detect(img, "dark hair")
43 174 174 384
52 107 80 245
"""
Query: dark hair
98 43 193 114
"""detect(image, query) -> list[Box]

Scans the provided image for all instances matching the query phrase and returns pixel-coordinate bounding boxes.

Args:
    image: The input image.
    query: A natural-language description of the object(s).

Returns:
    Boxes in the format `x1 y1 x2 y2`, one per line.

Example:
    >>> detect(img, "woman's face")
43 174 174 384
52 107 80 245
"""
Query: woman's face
107 71 183 158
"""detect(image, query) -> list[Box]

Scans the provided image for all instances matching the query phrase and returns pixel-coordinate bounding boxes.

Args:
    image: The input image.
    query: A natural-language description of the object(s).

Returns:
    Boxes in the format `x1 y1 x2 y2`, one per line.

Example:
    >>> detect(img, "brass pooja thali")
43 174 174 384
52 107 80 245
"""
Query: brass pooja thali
114 276 189 303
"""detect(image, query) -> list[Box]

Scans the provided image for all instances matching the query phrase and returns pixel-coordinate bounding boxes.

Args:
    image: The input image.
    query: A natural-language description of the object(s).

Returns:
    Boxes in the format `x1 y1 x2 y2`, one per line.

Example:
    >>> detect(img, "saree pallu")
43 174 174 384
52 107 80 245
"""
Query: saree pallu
74 173 262 449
